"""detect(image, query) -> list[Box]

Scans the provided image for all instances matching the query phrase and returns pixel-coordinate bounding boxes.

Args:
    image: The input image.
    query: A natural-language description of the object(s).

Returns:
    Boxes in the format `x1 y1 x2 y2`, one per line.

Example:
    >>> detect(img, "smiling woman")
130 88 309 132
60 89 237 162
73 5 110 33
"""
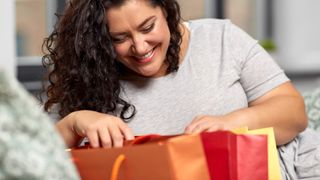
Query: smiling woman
41 1 320 179
42 0 183 121
43 0 306 146
106 0 172 77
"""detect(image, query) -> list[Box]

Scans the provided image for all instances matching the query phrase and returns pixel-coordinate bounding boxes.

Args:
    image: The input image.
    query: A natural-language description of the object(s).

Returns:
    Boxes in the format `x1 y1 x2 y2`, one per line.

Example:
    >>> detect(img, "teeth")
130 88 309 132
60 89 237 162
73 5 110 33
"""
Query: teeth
142 50 153 58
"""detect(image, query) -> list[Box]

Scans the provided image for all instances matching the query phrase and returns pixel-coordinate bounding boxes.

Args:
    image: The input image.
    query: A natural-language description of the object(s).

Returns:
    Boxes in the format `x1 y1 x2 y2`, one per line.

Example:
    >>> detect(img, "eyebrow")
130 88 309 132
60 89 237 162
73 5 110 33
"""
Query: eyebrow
110 16 156 36
138 16 156 29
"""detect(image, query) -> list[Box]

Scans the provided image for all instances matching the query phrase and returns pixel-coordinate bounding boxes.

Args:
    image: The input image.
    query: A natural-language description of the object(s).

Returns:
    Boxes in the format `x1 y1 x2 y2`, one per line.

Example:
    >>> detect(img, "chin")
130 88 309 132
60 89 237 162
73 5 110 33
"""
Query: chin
140 71 158 77
138 68 161 77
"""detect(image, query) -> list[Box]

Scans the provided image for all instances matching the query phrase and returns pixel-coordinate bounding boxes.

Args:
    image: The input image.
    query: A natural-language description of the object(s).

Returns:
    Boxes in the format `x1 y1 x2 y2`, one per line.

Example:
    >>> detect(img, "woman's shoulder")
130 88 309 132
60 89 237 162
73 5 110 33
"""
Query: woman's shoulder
188 18 232 30
188 18 256 48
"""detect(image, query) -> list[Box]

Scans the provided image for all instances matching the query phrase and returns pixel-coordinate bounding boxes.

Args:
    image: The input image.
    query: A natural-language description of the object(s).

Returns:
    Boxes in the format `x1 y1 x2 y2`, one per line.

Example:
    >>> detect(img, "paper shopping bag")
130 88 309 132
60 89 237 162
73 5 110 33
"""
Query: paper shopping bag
237 127 282 180
71 134 210 180
201 131 268 180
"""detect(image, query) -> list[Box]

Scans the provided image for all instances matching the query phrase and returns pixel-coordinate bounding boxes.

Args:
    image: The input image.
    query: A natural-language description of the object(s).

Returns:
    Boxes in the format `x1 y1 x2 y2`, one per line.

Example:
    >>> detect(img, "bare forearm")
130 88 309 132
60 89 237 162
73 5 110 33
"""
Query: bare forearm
224 95 307 145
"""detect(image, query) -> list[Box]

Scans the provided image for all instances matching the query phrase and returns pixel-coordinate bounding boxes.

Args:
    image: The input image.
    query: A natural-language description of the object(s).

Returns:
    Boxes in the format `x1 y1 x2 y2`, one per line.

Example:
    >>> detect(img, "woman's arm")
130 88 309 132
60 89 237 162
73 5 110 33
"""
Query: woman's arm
185 82 308 145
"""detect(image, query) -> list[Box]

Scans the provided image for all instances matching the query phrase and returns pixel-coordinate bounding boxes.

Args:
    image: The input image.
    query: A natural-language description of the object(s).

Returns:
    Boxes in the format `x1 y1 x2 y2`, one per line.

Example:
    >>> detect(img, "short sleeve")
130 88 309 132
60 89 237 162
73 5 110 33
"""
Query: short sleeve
226 22 289 102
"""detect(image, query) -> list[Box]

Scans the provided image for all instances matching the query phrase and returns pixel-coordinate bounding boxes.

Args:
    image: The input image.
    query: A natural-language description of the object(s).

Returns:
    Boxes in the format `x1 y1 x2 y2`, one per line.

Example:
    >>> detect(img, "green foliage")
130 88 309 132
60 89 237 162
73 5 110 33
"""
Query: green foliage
259 39 276 52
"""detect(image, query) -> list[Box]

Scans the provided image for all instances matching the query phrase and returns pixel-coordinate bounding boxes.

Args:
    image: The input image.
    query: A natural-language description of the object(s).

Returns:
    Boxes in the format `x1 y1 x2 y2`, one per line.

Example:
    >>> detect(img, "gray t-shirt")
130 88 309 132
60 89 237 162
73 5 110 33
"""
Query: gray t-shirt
120 19 289 135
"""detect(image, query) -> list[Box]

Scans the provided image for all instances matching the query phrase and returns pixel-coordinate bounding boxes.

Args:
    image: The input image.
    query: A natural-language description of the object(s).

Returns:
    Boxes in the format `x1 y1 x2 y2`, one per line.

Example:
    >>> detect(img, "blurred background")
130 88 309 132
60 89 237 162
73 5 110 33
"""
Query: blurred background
1 0 320 96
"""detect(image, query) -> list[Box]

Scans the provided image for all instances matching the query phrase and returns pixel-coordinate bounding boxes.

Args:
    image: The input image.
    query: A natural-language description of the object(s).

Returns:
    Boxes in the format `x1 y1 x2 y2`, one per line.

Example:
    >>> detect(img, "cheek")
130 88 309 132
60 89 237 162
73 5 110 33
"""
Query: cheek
154 33 168 44
113 44 133 67
113 44 130 59
154 24 170 47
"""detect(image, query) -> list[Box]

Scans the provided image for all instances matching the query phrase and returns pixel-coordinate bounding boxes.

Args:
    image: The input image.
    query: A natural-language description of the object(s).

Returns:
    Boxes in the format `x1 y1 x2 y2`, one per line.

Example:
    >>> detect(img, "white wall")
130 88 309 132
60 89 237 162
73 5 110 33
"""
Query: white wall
0 1 16 76
274 0 320 74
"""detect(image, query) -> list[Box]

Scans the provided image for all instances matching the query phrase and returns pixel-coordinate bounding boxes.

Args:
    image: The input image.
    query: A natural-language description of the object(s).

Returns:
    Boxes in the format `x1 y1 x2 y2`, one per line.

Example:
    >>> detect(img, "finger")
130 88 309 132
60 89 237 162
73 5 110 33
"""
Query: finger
108 125 124 148
207 125 228 132
190 115 205 124
192 123 212 134
185 116 206 134
118 123 134 140
74 124 86 137
98 127 112 148
86 130 100 148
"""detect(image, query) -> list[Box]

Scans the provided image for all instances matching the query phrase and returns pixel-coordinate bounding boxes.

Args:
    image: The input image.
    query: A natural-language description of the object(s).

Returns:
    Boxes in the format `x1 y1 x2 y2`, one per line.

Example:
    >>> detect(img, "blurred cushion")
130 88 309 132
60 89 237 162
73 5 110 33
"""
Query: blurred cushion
0 69 79 179
303 88 320 132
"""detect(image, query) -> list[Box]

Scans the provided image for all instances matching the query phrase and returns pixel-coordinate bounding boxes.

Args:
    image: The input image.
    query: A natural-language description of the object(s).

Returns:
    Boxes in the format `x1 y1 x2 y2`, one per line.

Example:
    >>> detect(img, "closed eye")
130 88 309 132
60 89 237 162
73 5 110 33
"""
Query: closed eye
111 35 128 43
141 23 155 33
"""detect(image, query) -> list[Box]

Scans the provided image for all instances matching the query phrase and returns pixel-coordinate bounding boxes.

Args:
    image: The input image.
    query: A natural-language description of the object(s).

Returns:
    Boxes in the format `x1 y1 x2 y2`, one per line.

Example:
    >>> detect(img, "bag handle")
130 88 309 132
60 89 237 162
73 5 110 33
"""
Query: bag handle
110 154 126 180
128 134 162 145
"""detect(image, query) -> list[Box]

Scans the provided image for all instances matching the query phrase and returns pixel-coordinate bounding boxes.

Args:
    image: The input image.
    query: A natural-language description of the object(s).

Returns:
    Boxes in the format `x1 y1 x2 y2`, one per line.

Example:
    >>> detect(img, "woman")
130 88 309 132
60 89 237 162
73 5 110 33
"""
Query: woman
43 0 307 148
43 1 320 178
44 0 307 147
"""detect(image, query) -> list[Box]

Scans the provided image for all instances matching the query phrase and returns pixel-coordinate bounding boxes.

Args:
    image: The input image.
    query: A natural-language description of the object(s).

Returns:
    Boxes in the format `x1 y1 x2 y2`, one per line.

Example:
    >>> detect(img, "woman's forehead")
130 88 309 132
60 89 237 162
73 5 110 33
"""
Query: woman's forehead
106 0 162 31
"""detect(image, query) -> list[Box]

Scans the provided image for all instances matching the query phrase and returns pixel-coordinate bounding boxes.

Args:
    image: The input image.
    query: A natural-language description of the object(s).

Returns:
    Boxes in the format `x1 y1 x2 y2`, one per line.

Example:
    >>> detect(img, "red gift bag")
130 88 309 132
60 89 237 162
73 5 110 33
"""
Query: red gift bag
201 131 268 180
71 134 210 180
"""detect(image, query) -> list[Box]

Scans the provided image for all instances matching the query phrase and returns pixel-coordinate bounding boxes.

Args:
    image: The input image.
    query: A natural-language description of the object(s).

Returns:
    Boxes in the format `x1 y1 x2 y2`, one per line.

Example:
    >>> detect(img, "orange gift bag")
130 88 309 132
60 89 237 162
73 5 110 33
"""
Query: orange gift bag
71 134 210 180
71 129 272 180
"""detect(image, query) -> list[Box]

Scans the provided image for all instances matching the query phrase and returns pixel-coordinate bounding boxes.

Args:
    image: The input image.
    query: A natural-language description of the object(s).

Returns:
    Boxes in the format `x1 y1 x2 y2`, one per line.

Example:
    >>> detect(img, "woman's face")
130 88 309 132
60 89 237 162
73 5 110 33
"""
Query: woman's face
106 0 171 77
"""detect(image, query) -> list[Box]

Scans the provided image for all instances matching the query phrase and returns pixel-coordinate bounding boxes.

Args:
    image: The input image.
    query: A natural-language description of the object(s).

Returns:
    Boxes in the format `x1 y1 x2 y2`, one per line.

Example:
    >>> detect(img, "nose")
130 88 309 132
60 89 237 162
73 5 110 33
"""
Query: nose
131 35 148 56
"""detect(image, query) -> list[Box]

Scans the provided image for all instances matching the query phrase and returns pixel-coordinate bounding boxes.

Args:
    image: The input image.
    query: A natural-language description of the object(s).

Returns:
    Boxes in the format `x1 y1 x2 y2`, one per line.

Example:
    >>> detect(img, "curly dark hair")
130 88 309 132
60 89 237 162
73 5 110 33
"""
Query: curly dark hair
42 0 182 120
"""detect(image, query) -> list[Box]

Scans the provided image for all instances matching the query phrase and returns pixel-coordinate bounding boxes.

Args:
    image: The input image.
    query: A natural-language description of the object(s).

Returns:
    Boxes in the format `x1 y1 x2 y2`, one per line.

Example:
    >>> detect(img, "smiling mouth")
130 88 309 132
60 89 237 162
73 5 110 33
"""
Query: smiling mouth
134 47 156 63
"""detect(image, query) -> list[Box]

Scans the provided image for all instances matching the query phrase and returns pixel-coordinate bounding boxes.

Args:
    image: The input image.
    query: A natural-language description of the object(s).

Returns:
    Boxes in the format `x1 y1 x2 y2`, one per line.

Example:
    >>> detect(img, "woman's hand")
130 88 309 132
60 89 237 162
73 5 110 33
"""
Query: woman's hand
185 82 308 145
184 115 237 134
56 110 134 148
